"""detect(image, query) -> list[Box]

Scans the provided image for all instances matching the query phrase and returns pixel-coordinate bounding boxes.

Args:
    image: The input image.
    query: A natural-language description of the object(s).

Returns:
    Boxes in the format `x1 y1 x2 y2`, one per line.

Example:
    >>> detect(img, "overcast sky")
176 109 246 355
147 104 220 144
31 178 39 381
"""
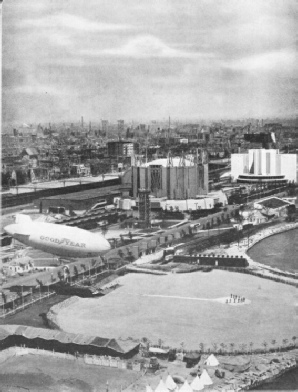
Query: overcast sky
2 0 298 124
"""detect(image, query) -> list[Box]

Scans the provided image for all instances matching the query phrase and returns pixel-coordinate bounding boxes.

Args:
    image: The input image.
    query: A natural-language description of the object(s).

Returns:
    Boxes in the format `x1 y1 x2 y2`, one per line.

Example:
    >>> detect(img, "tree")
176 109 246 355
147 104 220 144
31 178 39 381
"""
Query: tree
180 342 185 353
249 342 254 354
126 249 135 264
239 343 247 354
16 169 29 185
271 339 277 352
219 343 226 354
1 292 7 304
199 343 204 354
212 343 218 353
73 265 79 280
292 336 297 348
229 343 235 354
1 172 11 187
36 279 44 288
141 337 151 350
282 339 288 349
262 341 268 352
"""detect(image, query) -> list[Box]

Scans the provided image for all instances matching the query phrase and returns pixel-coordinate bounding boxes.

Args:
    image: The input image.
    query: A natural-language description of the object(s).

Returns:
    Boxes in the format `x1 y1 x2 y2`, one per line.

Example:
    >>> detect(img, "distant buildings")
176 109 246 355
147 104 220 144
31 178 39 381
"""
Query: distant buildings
107 140 138 158
231 149 297 185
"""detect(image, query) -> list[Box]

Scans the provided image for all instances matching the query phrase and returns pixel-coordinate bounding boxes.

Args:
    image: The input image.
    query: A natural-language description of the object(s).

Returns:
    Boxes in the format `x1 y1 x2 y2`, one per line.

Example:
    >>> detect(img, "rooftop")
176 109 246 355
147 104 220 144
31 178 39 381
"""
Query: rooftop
144 158 194 167
257 197 291 209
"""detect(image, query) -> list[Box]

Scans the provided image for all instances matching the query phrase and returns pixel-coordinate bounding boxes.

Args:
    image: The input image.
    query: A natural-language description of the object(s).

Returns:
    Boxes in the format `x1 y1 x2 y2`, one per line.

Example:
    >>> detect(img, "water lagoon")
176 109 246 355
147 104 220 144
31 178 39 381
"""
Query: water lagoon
248 228 298 273
56 270 297 349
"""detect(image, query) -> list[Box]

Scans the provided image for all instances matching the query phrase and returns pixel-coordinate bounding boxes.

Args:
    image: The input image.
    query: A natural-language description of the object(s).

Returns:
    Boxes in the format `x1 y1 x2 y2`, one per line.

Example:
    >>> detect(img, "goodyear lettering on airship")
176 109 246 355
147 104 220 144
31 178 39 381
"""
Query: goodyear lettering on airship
40 236 86 248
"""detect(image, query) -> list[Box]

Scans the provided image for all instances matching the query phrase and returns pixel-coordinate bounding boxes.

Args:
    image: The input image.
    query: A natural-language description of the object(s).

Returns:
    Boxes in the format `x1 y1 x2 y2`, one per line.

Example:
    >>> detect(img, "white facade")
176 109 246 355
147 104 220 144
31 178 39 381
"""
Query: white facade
231 149 297 183
159 198 214 211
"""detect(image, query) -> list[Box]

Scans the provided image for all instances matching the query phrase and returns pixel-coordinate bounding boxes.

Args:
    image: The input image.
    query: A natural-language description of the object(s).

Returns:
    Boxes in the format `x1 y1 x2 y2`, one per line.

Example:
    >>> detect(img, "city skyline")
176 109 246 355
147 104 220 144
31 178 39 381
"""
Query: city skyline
2 0 298 124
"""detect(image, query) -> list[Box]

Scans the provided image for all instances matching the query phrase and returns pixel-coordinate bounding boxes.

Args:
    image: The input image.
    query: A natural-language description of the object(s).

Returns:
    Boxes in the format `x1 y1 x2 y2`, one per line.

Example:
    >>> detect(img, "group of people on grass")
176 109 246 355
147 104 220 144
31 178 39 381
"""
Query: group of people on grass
226 293 246 304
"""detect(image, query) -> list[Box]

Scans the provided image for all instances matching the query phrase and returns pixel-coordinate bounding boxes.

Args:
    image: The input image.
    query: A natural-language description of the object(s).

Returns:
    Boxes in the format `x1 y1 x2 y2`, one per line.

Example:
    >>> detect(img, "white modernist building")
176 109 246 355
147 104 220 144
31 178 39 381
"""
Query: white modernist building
231 149 297 185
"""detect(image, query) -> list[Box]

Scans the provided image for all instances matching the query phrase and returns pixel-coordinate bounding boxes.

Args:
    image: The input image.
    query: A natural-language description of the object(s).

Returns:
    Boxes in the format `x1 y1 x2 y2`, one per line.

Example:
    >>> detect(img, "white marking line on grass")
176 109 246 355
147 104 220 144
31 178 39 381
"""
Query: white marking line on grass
142 294 215 301
141 294 251 306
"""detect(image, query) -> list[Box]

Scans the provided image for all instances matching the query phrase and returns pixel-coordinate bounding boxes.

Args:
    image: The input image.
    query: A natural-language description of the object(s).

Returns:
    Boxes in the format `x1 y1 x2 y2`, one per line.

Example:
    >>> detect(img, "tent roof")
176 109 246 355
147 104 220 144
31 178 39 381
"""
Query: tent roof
190 375 204 391
205 354 219 366
149 347 169 354
200 369 213 386
179 380 193 392
184 353 200 360
154 379 169 392
165 374 177 390
0 325 139 354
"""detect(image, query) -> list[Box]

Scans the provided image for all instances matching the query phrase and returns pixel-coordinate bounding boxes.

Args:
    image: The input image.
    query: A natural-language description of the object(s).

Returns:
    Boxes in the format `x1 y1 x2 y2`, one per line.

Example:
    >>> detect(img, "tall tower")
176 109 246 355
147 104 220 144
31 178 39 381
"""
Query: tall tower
81 116 84 129
102 120 108 136
118 120 124 139
138 188 151 228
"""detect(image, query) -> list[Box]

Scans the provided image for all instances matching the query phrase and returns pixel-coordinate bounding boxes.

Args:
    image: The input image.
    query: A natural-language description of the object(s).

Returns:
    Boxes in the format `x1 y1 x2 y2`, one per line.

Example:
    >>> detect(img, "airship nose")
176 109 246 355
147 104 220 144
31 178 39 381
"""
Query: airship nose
4 223 31 237
103 238 111 252
4 224 17 236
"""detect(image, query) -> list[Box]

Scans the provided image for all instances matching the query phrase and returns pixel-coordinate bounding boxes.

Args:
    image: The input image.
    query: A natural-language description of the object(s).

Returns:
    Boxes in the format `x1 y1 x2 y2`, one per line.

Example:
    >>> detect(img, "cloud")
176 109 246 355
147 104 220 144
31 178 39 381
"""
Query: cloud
3 0 298 123
81 35 213 58
21 13 135 32
13 79 72 97
226 49 296 72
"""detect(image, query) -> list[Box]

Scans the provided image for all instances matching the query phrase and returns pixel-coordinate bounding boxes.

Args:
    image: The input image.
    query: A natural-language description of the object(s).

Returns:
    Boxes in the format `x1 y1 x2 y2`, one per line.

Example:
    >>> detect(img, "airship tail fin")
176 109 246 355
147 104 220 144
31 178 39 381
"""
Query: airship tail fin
15 214 32 224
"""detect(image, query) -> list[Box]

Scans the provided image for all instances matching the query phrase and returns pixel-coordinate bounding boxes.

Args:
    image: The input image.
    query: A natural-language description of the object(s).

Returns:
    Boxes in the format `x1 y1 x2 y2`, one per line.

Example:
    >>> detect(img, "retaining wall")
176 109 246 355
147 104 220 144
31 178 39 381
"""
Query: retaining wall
173 254 248 267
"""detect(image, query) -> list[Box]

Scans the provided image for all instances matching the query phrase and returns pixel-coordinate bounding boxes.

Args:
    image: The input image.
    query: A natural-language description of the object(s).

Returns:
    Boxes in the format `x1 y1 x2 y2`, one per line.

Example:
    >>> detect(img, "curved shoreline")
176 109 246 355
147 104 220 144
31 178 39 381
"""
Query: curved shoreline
245 223 298 279
246 222 298 253
210 222 298 284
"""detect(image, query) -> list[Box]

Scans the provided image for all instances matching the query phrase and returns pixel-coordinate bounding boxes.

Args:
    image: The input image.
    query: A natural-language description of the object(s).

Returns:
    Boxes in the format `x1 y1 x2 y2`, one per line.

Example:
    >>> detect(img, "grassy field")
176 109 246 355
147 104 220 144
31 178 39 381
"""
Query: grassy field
0 355 140 392
55 270 298 350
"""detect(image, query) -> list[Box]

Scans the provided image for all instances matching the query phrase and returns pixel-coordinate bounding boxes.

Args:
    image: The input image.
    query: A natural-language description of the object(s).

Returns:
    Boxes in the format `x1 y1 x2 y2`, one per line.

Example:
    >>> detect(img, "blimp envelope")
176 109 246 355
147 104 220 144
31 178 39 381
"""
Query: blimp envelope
5 214 111 258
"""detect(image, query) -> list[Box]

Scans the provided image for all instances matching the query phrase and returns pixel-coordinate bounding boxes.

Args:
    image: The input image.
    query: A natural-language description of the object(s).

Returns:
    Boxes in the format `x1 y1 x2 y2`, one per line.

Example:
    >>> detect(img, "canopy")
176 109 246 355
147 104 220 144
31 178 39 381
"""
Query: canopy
205 354 219 367
155 380 169 392
166 374 177 391
149 347 169 355
179 380 193 392
190 376 204 391
200 369 213 386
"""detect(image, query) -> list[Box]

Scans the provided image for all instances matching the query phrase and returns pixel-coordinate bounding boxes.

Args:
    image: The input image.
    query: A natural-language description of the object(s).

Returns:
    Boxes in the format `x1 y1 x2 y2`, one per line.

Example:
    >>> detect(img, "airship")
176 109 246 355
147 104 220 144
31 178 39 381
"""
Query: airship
4 214 111 258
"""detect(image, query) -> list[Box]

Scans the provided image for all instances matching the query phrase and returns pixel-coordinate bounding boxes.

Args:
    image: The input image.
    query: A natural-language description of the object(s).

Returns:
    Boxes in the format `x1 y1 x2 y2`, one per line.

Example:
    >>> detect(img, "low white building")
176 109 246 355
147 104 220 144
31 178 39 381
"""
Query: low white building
207 190 228 206
240 209 268 225
70 164 91 177
254 196 292 218
158 197 214 211
2 257 34 276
